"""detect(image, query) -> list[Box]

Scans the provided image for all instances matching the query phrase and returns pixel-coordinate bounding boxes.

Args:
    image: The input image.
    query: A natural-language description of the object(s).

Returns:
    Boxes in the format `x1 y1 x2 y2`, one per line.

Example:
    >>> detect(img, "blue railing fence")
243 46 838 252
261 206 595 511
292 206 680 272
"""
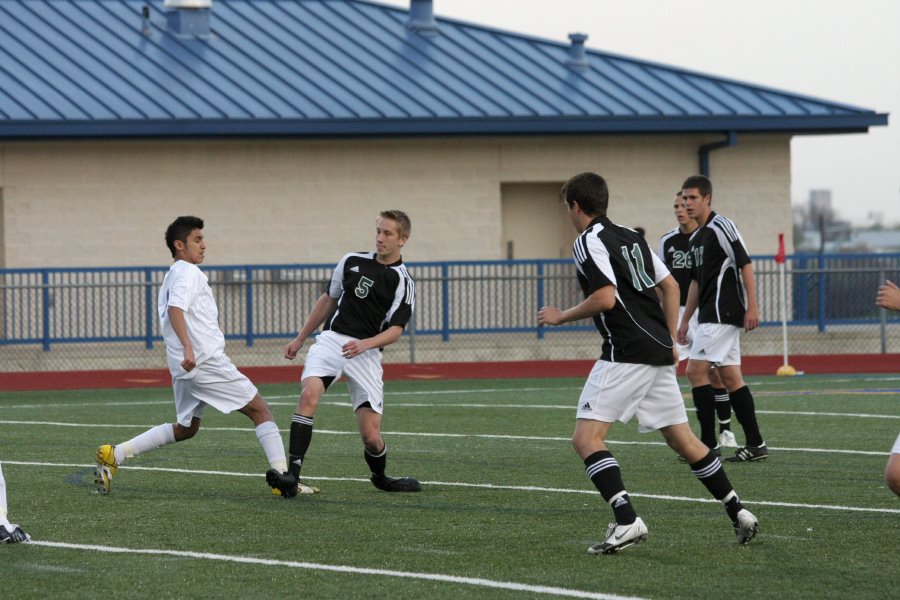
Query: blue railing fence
2 254 899 352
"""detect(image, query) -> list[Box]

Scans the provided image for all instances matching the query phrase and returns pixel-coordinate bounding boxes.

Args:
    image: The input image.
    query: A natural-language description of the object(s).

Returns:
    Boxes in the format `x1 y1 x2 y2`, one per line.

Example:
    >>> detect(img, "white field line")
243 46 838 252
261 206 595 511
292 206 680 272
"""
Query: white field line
25 540 644 600
5 460 899 515
0 420 891 456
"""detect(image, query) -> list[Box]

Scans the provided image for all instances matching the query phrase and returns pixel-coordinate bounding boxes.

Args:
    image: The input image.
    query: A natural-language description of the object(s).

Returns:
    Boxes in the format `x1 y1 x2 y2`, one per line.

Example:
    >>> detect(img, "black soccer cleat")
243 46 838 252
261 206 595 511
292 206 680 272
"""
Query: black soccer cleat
371 474 422 492
266 469 299 499
725 444 769 462
0 525 30 544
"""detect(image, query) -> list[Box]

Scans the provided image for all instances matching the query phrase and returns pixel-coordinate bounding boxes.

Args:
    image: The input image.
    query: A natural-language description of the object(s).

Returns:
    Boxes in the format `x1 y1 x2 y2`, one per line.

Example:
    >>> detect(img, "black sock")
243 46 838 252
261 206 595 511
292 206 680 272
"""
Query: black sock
730 386 764 447
713 387 731 432
692 385 717 448
584 450 638 525
288 414 314 477
689 451 744 521
365 444 387 477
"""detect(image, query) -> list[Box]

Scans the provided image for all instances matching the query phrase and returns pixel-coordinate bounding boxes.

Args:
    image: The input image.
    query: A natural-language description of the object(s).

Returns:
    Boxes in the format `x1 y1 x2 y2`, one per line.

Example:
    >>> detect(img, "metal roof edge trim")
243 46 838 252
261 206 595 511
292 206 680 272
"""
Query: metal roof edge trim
0 113 887 139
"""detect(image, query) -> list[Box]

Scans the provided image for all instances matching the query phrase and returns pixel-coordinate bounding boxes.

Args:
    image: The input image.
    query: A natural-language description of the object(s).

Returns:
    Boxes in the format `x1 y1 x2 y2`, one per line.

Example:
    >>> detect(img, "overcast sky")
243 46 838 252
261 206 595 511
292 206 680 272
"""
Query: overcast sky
380 0 900 227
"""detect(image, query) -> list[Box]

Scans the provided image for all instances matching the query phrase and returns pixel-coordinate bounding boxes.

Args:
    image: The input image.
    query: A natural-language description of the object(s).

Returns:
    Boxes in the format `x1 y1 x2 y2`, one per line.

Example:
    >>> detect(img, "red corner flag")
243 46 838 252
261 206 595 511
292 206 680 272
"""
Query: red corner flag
775 233 786 264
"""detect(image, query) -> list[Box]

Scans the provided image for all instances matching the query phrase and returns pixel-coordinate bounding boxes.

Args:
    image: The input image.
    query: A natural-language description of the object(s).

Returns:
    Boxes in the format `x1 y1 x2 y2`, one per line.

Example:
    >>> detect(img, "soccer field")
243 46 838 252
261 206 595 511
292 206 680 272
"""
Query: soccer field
1 374 898 599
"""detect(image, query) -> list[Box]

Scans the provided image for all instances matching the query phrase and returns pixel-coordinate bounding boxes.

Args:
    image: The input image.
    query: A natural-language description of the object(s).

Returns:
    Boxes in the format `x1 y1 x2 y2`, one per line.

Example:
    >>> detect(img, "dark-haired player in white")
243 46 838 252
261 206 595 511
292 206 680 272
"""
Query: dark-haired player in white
539 172 758 554
268 210 420 497
95 216 294 496
0 463 30 544
659 191 737 451
678 175 768 462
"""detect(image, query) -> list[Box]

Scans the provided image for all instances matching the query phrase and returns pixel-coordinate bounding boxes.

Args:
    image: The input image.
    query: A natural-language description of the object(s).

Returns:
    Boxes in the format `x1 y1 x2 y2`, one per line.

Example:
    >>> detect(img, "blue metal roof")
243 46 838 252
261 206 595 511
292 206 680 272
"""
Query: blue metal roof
0 0 887 138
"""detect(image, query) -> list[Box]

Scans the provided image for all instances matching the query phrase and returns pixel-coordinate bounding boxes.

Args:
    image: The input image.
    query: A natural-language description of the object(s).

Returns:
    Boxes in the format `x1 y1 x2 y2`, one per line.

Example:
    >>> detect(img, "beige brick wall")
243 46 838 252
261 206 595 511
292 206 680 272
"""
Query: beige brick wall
0 134 792 268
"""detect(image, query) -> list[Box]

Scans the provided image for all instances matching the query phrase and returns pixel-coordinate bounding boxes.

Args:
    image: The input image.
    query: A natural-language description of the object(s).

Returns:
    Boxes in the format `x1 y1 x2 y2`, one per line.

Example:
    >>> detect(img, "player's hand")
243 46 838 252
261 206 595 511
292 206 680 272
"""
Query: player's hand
876 280 900 312
676 322 688 345
744 306 759 332
342 339 368 359
181 347 196 372
284 338 303 360
537 306 563 326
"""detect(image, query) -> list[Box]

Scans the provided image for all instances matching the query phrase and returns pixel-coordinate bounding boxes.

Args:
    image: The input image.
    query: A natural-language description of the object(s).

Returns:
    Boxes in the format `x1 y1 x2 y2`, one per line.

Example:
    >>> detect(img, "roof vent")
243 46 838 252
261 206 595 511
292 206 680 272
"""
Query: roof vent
165 0 212 38
406 0 439 36
566 33 590 71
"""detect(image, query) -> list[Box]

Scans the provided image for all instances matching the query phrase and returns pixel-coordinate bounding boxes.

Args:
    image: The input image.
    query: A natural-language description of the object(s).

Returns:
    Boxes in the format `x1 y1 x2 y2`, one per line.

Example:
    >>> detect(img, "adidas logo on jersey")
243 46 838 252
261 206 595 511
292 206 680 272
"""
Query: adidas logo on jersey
350 266 360 272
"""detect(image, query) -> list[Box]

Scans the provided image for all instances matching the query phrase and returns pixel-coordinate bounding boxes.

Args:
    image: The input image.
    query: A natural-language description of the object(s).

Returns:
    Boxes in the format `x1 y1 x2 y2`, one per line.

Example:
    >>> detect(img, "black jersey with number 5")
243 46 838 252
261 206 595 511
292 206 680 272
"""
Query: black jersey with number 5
325 252 415 340
573 217 674 366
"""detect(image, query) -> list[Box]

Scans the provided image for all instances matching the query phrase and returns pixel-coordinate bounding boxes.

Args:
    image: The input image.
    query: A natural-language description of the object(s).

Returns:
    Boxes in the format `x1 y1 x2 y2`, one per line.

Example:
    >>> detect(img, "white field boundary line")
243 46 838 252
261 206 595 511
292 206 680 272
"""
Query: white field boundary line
0 420 891 457
25 540 644 600
5 461 900 515
4 398 900 421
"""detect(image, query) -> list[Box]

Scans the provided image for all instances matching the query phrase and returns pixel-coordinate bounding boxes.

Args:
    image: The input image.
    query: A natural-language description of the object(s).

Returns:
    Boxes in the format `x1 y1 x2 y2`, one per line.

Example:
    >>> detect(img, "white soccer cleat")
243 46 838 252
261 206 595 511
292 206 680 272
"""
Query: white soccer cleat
733 509 759 545
718 430 738 448
588 516 648 554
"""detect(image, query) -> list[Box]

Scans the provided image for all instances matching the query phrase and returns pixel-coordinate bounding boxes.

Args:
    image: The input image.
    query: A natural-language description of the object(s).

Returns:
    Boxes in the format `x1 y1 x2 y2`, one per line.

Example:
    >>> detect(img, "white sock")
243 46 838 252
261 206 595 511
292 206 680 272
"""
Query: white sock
256 421 287 472
117 424 176 463
0 463 8 525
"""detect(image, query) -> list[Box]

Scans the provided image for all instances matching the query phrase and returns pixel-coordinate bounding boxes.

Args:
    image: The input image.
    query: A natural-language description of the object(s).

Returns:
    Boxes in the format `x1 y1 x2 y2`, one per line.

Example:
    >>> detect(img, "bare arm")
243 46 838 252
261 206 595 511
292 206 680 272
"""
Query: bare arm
677 280 699 344
538 285 616 326
340 324 405 359
876 280 900 311
167 306 195 371
284 293 339 360
741 263 759 332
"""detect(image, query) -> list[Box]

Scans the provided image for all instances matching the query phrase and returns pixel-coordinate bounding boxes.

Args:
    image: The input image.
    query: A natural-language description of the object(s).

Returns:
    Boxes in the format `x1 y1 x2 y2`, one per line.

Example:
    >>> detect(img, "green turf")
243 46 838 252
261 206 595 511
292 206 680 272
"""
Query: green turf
1 374 898 599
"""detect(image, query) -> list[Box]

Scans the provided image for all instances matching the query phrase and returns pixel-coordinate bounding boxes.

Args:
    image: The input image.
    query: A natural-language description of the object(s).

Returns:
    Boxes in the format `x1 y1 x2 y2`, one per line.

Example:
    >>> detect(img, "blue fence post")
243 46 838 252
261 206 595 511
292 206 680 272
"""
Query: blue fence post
441 263 450 342
144 268 154 349
245 267 254 347
41 270 51 351
536 261 545 339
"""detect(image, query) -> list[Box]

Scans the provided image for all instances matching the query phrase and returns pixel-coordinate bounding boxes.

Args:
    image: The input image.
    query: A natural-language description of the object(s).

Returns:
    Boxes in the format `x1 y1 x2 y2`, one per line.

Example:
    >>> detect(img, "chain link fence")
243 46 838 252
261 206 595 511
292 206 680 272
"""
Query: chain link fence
2 254 899 373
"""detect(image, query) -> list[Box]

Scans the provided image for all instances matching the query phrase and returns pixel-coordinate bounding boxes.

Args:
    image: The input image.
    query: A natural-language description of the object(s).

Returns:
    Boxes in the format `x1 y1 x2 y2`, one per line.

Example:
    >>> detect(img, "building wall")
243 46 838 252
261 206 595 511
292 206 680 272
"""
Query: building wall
0 133 792 268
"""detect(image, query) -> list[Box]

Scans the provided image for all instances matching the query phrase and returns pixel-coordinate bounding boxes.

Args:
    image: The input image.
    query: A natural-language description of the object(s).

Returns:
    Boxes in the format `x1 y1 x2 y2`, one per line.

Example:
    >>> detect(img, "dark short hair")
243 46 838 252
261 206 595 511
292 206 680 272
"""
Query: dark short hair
681 174 712 198
165 216 204 258
560 172 609 218
379 210 411 238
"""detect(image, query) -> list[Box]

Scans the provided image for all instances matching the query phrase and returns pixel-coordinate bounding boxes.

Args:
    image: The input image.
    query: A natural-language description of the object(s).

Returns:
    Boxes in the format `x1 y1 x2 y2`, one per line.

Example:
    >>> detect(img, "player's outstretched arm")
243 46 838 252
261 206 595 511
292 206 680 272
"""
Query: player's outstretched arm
876 280 900 312
538 286 615 326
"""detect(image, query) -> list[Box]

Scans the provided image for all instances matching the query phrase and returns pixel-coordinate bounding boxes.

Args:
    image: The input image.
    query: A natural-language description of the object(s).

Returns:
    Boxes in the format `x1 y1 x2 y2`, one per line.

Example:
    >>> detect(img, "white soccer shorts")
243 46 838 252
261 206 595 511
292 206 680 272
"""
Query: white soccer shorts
576 360 688 432
172 354 259 427
689 322 742 367
302 330 385 414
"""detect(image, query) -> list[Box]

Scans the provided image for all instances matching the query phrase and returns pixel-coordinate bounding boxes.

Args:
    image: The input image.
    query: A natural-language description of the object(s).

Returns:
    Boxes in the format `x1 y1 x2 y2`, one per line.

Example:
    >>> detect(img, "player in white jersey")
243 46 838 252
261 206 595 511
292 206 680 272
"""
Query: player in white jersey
267 210 420 497
0 463 30 543
876 279 900 496
538 172 758 554
94 216 296 496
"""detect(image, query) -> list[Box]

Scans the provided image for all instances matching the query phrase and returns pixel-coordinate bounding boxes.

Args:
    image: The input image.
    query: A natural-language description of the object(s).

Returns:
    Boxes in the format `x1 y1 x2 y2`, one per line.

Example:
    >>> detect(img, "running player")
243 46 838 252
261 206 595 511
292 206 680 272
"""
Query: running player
538 172 758 554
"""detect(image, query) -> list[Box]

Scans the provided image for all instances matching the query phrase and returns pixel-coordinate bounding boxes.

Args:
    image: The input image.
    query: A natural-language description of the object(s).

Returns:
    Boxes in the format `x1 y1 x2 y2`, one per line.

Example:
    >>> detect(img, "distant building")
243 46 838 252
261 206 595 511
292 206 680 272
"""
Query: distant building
0 0 889 268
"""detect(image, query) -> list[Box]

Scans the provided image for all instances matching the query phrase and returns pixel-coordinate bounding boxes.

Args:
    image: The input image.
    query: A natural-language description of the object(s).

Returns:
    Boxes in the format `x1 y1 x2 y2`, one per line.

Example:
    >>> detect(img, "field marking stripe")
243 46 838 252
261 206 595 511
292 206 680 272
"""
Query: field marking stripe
27 540 643 600
6 461 898 515
0 420 890 456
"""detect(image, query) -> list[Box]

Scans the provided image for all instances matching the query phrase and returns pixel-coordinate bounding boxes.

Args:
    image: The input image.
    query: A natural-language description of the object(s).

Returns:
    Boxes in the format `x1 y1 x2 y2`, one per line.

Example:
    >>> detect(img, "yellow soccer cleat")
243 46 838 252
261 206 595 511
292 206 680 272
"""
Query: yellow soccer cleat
94 444 118 495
